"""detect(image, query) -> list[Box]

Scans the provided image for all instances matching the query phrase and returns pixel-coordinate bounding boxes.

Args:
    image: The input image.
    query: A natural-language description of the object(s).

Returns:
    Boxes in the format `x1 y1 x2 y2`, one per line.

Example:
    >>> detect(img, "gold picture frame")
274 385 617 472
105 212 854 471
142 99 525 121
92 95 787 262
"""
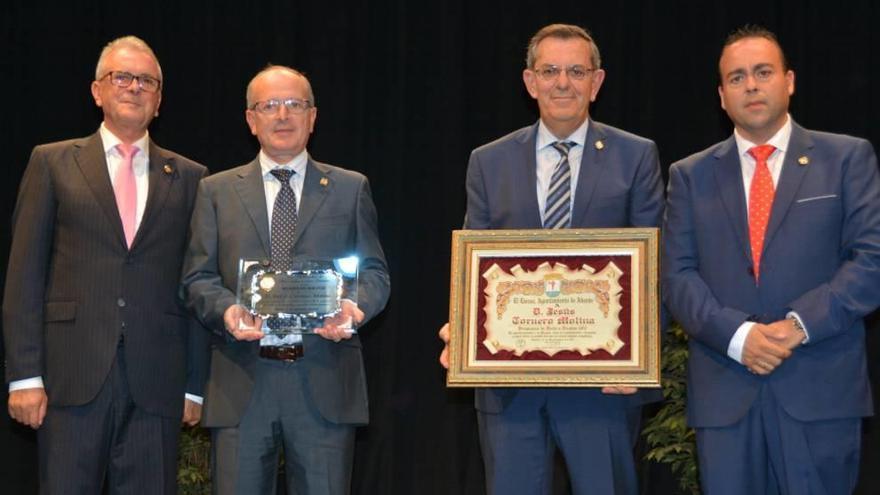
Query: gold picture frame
447 228 661 388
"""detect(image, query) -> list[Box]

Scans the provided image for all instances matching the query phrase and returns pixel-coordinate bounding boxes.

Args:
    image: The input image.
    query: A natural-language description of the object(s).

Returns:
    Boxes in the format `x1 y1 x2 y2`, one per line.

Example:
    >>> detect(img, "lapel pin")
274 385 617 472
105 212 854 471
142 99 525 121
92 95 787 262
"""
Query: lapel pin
163 164 173 175
320 177 329 187
594 140 605 150
797 156 809 166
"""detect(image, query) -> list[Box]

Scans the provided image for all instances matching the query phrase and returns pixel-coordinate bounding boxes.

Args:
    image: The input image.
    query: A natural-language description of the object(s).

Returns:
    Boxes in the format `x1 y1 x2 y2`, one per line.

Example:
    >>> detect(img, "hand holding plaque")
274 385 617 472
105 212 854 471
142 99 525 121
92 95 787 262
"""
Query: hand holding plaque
237 257 360 335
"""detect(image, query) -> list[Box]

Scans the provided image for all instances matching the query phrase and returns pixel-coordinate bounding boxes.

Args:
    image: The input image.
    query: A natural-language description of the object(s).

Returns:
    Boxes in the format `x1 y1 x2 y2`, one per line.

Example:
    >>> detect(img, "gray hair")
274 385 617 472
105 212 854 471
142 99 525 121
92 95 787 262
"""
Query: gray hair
95 36 162 81
245 65 316 108
526 24 601 70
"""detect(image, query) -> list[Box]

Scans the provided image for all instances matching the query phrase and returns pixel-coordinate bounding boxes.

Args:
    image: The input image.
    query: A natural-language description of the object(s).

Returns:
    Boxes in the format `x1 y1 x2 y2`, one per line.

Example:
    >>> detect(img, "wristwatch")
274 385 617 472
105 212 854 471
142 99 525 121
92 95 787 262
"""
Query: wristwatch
787 315 808 345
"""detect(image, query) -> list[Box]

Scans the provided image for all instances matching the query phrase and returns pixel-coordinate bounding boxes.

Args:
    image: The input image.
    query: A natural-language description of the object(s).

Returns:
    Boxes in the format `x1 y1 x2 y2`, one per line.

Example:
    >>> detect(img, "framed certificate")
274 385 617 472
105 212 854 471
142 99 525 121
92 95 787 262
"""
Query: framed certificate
446 228 661 388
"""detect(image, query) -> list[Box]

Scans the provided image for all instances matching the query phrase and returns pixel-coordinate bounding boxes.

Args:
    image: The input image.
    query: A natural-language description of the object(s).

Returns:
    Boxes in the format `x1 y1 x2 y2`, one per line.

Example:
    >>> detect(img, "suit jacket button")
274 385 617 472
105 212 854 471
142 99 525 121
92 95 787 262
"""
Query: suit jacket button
117 298 126 307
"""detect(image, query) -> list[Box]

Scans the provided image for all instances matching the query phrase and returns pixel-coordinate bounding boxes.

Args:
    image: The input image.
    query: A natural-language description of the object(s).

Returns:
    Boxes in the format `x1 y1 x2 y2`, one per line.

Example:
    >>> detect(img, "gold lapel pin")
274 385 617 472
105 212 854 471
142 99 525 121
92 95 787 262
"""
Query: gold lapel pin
320 177 329 187
797 156 809 166
594 140 605 150
163 164 173 174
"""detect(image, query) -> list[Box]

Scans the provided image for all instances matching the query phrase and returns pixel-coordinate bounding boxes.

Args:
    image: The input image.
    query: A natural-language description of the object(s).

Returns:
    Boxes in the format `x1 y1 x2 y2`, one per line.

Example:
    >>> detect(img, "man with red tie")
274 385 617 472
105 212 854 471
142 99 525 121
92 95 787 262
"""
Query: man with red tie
3 36 208 493
663 25 880 494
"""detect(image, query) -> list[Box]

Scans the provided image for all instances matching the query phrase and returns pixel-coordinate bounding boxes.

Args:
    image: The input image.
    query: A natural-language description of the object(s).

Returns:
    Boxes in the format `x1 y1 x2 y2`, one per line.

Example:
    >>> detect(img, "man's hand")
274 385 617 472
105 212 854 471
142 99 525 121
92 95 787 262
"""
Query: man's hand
601 386 638 395
438 323 450 369
764 318 804 350
8 388 48 429
223 304 264 341
182 399 202 427
315 299 363 342
742 324 792 375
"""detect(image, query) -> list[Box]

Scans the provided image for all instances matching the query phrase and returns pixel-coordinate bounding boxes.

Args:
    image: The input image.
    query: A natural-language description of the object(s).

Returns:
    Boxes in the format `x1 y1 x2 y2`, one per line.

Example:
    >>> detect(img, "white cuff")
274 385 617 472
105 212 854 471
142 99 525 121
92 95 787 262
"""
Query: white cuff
185 393 204 405
9 377 44 392
727 321 755 364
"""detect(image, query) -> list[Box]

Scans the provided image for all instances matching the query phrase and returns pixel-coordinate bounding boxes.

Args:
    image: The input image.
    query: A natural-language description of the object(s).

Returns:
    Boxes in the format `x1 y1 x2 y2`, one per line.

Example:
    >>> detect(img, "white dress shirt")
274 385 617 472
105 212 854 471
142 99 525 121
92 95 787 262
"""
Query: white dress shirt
535 119 589 222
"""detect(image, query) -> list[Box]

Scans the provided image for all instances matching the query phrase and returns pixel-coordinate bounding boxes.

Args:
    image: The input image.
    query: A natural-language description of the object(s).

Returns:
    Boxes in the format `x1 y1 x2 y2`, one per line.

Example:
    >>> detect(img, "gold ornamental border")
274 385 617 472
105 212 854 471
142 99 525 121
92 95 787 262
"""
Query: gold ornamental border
447 228 661 388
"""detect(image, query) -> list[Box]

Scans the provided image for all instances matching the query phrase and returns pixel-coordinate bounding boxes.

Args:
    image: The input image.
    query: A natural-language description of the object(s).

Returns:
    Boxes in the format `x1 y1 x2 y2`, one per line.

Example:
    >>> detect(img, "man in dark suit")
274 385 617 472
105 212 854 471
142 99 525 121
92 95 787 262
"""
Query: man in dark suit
440 24 664 495
663 25 880 494
181 65 389 494
3 36 208 493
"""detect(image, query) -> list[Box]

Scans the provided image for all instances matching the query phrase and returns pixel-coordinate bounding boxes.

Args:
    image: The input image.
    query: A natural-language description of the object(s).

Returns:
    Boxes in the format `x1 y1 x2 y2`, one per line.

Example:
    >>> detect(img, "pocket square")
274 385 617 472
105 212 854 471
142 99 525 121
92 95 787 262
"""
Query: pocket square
795 194 837 203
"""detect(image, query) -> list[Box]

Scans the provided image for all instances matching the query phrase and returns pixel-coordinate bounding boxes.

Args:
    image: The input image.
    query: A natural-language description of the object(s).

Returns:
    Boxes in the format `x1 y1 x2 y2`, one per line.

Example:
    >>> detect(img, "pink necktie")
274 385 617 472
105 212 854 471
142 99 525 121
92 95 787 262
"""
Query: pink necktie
114 143 139 248
747 144 776 282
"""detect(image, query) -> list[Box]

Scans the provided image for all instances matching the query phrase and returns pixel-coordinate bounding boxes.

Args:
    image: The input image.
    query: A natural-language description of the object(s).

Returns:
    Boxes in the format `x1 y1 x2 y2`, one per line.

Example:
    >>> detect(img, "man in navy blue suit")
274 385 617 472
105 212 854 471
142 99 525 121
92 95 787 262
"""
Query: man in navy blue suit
663 25 880 494
440 24 664 495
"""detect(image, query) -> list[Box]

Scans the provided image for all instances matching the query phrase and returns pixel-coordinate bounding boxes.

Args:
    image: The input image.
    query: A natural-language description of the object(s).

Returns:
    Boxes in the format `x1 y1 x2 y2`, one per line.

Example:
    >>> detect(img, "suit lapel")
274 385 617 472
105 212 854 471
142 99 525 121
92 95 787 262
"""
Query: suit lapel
132 141 175 249
763 123 813 253
571 120 605 227
233 159 272 256
293 159 331 247
73 133 128 247
713 137 752 263
516 123 543 227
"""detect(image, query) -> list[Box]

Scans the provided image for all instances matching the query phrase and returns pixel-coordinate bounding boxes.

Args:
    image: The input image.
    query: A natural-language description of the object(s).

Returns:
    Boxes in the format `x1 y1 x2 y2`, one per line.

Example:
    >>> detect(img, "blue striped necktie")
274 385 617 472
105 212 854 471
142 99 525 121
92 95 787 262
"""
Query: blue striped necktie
543 141 574 229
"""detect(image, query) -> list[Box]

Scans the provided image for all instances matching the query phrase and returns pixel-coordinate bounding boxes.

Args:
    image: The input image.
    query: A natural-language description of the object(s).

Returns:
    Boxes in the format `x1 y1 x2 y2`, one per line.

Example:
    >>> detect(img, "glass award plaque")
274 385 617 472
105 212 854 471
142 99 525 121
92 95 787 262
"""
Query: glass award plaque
237 256 360 335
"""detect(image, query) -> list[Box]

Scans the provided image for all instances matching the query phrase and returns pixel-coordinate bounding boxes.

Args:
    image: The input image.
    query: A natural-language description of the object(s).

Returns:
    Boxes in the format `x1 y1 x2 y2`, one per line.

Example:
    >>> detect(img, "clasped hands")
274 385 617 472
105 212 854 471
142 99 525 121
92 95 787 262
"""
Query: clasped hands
437 323 637 395
741 318 804 375
223 300 364 343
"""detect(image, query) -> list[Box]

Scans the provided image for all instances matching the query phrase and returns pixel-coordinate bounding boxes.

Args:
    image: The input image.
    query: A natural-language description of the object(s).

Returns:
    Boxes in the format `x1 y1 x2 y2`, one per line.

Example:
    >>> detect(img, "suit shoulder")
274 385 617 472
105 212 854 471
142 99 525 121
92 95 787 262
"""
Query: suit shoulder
471 125 533 156
313 160 369 184
594 121 656 149
805 128 873 149
201 162 253 185
670 140 728 174
29 136 94 159
155 147 208 179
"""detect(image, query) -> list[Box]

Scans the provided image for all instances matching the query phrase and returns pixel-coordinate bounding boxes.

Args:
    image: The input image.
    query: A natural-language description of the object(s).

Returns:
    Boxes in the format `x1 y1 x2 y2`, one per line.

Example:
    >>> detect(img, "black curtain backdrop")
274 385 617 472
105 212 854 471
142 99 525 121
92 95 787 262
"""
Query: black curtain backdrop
2 1 879 493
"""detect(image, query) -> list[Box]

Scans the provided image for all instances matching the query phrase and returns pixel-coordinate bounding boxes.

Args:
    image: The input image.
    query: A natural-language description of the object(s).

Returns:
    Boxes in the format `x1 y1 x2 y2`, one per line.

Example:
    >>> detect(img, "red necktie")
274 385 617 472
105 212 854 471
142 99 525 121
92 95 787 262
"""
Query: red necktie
114 143 139 248
747 144 776 282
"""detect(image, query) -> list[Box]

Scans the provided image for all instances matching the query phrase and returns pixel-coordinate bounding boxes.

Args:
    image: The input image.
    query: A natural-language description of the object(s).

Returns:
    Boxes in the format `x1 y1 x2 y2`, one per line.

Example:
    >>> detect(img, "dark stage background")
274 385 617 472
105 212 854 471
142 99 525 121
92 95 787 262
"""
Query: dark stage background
2 1 880 493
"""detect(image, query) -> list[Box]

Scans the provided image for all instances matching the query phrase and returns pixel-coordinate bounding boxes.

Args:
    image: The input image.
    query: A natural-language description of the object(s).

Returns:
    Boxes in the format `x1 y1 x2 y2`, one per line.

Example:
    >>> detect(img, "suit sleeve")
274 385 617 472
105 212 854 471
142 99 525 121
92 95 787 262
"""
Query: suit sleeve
464 150 490 229
183 166 211 396
353 177 390 325
181 179 238 338
2 147 56 383
662 164 751 354
628 142 665 228
788 139 880 343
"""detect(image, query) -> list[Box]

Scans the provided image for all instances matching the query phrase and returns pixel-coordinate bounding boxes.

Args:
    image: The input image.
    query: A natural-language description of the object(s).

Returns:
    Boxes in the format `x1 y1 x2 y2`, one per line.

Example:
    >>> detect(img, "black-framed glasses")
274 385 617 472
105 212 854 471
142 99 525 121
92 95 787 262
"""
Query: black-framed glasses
249 98 313 116
532 64 597 81
100 71 162 93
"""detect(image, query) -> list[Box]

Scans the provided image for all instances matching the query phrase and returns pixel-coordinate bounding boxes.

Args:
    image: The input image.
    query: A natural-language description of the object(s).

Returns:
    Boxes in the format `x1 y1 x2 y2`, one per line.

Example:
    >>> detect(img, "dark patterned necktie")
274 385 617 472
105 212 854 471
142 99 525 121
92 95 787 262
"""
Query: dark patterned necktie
270 169 298 271
544 141 574 229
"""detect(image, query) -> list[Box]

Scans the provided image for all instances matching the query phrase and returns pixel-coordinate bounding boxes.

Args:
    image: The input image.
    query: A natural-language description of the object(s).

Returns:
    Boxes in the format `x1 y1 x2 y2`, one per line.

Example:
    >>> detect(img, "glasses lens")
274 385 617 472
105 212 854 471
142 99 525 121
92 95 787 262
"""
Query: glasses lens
111 71 134 87
537 66 559 80
139 75 160 92
568 66 588 80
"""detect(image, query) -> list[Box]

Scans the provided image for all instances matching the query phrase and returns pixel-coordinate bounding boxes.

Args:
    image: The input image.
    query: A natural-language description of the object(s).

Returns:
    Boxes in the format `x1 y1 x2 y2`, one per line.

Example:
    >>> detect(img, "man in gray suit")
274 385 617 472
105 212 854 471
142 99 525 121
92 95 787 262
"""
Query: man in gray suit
439 24 664 495
3 36 207 493
182 65 390 494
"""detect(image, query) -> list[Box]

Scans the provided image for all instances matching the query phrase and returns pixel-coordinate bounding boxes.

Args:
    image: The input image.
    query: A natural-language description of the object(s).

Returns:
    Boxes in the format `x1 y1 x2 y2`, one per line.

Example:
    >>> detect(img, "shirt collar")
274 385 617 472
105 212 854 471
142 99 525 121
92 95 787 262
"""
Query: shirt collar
99 122 150 159
259 149 309 178
733 113 792 157
536 118 589 151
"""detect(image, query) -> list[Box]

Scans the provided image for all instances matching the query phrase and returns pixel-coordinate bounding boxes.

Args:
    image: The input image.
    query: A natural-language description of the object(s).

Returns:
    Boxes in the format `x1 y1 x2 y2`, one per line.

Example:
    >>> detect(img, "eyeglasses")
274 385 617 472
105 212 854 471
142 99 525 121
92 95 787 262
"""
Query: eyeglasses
100 71 162 93
532 64 597 81
249 98 313 116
